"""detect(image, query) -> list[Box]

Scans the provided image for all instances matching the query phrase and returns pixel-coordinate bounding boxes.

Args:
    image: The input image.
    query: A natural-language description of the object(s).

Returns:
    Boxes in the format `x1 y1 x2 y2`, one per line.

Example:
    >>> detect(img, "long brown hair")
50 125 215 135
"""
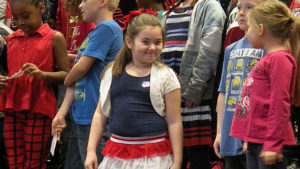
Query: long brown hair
248 0 300 106
104 14 164 78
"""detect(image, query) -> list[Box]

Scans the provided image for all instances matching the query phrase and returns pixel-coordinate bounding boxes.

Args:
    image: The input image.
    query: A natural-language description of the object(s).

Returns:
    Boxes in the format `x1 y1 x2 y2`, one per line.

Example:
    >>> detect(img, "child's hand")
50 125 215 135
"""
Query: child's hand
51 114 66 143
22 63 45 80
85 151 98 169
213 133 223 159
259 151 284 165
243 142 247 154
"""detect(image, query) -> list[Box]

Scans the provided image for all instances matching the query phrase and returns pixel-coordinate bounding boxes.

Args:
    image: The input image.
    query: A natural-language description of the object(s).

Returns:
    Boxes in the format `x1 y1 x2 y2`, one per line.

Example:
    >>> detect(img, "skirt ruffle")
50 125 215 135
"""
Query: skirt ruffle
102 139 173 159
98 154 173 169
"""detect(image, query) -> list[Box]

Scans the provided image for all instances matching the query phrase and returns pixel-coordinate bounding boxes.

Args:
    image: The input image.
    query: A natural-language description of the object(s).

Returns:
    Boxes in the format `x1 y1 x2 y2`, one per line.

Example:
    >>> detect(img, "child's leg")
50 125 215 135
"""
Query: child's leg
77 123 106 165
182 146 211 169
224 154 246 169
247 142 286 169
4 111 26 169
24 112 51 169
64 119 84 169
0 115 9 169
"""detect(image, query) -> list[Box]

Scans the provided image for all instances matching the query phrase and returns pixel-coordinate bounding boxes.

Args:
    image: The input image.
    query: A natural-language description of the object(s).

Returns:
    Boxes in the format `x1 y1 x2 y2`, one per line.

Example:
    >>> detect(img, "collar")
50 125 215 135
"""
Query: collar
12 24 51 38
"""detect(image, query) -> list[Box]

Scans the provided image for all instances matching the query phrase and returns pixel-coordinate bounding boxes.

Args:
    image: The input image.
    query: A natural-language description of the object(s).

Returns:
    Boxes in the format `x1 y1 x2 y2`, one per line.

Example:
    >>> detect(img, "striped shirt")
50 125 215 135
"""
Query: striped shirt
161 6 193 74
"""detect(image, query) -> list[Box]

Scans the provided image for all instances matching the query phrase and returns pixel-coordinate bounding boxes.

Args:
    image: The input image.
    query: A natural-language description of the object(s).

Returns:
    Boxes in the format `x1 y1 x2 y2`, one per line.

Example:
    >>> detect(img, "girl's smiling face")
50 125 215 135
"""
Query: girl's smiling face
126 26 163 66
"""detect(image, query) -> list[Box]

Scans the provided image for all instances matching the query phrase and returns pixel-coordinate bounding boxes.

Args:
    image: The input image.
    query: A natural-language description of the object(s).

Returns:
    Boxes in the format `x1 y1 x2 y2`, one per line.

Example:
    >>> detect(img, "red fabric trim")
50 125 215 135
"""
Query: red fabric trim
183 137 212 147
102 139 173 159
183 126 211 132
164 41 187 45
111 134 167 142
5 1 12 18
184 131 212 137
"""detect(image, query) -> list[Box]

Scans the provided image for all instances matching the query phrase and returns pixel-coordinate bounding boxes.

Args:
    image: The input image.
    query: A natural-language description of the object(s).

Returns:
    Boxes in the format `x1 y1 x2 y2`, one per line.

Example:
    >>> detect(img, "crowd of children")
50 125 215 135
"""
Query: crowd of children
0 0 299 169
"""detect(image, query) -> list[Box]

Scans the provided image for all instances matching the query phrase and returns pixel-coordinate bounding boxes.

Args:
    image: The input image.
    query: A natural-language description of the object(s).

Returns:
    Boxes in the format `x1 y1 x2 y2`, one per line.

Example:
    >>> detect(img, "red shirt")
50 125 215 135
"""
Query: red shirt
230 50 297 153
66 19 95 53
290 0 300 12
55 0 67 38
0 24 57 119
223 6 245 51
5 1 12 19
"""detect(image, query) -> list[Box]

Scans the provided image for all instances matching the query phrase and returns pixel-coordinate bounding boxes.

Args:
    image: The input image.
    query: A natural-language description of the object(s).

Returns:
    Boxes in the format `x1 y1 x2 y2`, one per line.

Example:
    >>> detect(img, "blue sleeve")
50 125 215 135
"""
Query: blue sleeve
218 46 231 93
83 24 115 61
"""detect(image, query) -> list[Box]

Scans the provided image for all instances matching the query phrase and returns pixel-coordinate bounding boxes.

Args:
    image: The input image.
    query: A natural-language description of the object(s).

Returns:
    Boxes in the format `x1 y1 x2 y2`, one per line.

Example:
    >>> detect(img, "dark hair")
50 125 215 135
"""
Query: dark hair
10 0 50 23
10 0 42 6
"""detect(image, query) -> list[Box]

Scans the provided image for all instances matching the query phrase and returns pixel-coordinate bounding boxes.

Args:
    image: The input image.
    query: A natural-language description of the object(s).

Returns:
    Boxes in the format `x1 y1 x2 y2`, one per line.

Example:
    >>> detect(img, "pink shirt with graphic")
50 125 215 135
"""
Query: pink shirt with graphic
230 50 297 153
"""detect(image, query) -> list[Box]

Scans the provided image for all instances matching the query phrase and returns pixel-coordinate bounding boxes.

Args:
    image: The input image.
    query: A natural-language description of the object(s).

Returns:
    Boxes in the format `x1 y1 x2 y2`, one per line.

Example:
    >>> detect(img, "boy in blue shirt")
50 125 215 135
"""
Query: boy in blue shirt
213 0 265 168
51 0 123 168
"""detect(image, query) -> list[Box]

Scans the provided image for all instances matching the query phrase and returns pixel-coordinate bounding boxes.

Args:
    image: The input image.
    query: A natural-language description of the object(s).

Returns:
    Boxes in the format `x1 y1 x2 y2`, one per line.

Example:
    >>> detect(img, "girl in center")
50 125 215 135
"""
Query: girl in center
84 14 183 169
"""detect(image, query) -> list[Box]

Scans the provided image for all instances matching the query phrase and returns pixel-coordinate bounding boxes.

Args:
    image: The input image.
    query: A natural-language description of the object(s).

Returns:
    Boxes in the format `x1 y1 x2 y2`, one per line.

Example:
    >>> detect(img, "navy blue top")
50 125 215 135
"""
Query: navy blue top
109 71 168 137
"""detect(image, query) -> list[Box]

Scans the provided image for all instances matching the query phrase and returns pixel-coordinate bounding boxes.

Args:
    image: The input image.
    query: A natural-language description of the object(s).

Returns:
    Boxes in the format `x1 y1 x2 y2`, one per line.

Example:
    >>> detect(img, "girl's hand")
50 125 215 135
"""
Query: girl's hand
170 162 181 169
184 100 198 108
213 133 223 159
85 151 98 169
259 151 284 165
22 63 45 80
51 115 66 143
243 142 248 154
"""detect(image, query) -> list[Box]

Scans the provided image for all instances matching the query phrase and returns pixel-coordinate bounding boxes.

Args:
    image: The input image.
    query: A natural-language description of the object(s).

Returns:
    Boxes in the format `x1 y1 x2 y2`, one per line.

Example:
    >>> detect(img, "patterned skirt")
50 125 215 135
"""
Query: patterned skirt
181 102 213 147
99 133 173 169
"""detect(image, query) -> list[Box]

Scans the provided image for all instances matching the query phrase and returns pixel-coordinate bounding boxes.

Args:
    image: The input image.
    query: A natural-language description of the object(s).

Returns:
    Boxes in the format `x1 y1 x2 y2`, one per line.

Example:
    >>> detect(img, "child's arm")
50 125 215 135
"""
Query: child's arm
64 56 96 86
165 89 183 169
260 54 295 165
22 32 69 83
85 98 108 169
51 87 74 141
213 92 225 159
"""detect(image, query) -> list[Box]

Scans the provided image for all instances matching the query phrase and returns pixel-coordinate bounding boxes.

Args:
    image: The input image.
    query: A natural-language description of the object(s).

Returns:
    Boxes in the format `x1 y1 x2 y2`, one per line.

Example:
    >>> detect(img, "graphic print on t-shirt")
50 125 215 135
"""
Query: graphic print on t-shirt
224 48 264 113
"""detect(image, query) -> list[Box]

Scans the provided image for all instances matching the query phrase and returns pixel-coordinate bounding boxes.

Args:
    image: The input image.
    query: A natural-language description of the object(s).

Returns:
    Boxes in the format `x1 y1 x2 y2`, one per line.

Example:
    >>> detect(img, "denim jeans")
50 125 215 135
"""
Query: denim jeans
247 142 287 169
64 119 109 169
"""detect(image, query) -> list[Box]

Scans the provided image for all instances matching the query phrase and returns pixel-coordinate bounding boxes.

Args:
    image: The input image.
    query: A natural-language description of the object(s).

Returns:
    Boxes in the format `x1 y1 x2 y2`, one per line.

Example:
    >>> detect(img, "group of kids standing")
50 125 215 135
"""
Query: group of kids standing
0 0 299 169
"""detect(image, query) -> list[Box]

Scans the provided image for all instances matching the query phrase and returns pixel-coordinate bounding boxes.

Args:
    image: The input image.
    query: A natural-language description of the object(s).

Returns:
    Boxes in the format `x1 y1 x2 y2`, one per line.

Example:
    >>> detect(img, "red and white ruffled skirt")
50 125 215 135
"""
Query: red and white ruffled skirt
98 133 173 169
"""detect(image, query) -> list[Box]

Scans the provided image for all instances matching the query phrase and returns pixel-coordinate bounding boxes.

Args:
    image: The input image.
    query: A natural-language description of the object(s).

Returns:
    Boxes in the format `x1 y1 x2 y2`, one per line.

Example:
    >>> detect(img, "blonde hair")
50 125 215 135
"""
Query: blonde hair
106 14 164 78
248 0 300 105
107 0 120 12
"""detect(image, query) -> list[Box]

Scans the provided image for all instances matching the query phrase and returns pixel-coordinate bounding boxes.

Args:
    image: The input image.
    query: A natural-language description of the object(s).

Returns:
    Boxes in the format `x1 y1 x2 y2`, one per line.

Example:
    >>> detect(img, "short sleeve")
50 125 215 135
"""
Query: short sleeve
218 45 231 93
83 23 115 61
163 67 181 95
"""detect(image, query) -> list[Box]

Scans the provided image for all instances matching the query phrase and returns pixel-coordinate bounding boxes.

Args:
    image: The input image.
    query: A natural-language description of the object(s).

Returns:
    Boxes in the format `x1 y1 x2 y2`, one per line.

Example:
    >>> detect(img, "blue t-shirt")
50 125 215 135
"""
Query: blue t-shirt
72 20 123 125
109 71 168 137
218 37 265 156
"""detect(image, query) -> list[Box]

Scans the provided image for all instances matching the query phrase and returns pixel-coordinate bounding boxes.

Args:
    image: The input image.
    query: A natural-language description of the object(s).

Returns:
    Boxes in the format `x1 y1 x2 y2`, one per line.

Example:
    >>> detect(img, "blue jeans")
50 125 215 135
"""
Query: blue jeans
247 142 287 169
64 119 109 169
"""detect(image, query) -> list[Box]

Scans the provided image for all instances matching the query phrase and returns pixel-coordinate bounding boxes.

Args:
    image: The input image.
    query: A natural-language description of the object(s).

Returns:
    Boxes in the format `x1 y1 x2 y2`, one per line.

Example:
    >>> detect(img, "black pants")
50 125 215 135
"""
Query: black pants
181 146 211 169
0 117 9 169
224 154 246 169
247 143 287 169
